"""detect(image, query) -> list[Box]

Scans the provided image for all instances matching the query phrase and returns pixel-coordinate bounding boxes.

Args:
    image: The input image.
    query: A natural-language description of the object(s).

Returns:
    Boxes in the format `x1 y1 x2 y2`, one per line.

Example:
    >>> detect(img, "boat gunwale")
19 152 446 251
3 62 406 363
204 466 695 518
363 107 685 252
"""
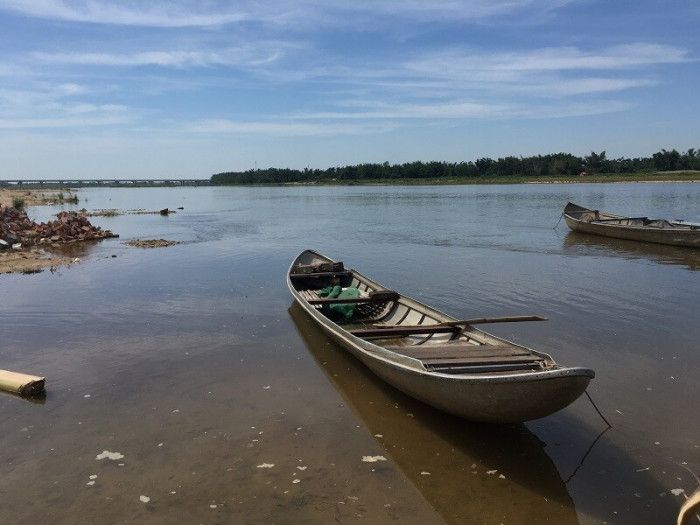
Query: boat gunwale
288 249 595 384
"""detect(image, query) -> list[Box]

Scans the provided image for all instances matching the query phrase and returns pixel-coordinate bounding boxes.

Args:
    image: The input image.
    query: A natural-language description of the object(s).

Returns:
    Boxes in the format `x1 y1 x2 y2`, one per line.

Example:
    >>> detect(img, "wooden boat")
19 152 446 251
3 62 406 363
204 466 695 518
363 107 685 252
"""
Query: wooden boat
564 202 700 248
288 302 580 524
288 250 594 423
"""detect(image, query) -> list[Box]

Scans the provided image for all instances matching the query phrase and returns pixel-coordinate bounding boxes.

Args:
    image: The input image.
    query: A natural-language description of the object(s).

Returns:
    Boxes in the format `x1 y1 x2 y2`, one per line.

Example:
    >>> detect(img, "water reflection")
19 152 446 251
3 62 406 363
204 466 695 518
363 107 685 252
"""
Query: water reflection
44 239 105 259
0 390 47 405
563 231 700 270
289 303 579 525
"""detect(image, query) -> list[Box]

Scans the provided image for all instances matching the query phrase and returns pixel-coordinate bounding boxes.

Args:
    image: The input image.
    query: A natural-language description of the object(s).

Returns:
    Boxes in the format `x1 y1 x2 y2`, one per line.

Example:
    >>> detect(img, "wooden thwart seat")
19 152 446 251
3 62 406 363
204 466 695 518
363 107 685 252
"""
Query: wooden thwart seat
290 270 353 280
384 343 546 372
385 343 532 360
351 324 455 337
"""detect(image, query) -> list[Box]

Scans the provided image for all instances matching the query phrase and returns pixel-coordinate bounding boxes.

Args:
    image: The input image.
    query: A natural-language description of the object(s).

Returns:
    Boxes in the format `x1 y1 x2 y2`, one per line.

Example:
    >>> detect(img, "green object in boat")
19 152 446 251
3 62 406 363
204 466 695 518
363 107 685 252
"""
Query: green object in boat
318 285 360 319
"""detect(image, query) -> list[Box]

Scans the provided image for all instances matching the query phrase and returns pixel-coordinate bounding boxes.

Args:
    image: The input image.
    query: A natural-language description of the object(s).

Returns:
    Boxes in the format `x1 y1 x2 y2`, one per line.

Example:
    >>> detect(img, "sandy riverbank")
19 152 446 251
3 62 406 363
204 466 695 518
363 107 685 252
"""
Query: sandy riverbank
0 249 75 274
0 188 79 208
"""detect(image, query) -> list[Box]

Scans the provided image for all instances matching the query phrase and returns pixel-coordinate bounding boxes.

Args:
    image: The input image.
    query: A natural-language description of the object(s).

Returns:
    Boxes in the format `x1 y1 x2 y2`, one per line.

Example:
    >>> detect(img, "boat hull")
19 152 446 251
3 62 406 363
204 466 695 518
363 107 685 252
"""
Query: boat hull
288 251 593 424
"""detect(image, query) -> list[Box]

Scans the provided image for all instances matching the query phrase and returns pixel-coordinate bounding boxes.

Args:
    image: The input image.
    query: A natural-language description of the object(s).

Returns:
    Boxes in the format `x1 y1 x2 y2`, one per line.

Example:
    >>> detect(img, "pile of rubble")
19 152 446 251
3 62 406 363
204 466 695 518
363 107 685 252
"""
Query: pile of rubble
125 239 181 248
0 207 117 248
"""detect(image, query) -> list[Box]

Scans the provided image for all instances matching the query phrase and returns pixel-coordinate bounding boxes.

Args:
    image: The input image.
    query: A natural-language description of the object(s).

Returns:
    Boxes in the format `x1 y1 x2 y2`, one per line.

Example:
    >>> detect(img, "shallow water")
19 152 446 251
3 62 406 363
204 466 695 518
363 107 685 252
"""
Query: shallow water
1 183 699 524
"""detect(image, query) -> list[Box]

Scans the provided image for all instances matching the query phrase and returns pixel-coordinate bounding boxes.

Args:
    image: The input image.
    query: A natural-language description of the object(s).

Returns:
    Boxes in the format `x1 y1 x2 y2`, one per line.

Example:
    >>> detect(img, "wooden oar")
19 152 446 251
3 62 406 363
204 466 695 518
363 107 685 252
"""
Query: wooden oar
439 315 547 326
351 316 547 338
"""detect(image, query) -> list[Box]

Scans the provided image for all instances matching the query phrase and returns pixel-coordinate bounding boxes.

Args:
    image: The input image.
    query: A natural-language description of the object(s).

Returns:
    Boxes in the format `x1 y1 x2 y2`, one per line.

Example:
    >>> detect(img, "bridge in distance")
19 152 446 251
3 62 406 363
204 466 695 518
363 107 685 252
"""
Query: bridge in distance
0 179 210 188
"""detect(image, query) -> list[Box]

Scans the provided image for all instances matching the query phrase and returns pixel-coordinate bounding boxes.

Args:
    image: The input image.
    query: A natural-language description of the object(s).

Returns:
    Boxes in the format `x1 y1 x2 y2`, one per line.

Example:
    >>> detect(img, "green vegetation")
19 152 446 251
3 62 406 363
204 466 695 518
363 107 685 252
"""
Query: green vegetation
12 196 25 209
211 149 700 185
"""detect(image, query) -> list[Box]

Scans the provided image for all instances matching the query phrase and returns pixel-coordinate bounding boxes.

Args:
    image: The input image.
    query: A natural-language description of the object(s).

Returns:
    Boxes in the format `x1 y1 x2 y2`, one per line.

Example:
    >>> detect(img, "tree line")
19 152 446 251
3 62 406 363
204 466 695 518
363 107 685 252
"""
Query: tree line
210 148 700 184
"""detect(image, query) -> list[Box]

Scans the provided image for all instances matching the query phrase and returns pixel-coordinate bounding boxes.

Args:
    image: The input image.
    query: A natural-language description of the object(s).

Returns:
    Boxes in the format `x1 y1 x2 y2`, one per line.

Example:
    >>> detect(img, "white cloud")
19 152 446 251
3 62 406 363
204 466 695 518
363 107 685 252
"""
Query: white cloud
0 82 129 129
0 0 247 27
290 101 510 120
182 98 632 138
0 0 575 27
0 114 130 129
407 43 690 79
55 82 87 95
31 48 283 68
186 118 397 136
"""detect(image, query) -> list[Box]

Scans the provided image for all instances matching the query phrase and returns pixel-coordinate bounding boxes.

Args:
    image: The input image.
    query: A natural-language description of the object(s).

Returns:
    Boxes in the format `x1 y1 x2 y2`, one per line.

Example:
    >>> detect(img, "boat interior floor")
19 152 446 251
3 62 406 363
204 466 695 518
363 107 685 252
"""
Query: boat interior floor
297 288 550 375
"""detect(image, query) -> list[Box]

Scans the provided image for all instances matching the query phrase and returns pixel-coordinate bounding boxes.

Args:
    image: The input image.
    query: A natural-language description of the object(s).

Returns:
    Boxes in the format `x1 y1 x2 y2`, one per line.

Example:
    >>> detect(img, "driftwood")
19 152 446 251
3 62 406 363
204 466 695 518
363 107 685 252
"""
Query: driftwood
0 369 45 397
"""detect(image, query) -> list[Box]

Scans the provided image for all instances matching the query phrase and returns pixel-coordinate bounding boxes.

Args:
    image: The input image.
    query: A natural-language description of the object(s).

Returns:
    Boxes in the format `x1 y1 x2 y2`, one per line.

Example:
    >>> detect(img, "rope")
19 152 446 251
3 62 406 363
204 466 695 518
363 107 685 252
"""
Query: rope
565 426 610 484
563 390 613 483
585 390 612 428
553 213 564 229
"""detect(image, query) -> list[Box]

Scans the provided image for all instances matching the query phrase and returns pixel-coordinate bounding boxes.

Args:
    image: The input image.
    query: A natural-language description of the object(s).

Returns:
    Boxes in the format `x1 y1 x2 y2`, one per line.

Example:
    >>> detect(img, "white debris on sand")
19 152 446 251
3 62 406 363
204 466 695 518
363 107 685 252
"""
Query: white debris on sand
96 450 124 461
296 466 307 471
671 488 686 496
362 455 387 463
86 481 95 486
139 495 150 503
89 474 97 480
257 463 275 469
499 474 506 479
420 471 431 476
486 470 498 475
292 479 301 484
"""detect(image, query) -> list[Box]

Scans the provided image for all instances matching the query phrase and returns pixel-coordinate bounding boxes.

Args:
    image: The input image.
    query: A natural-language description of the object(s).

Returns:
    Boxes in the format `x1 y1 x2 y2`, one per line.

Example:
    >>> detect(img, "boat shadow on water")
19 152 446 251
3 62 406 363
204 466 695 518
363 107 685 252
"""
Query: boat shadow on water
289 302 683 524
564 231 700 271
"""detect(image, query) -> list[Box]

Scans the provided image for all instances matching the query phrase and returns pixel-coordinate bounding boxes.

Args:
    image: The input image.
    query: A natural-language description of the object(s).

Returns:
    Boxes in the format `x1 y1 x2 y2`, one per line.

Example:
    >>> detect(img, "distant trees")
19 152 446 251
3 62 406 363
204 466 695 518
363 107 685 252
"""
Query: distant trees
210 148 700 185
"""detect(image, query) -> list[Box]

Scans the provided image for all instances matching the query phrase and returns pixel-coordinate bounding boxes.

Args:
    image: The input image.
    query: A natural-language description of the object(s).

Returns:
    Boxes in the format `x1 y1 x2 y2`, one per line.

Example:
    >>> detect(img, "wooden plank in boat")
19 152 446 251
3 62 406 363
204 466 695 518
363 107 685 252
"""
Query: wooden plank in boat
428 362 544 374
290 271 353 279
350 325 456 337
385 344 532 359
421 354 544 366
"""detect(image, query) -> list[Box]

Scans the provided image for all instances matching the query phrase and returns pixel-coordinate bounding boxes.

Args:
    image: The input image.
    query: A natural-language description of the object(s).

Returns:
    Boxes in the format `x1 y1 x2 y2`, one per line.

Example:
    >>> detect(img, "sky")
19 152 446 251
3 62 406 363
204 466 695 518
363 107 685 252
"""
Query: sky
0 1 698 179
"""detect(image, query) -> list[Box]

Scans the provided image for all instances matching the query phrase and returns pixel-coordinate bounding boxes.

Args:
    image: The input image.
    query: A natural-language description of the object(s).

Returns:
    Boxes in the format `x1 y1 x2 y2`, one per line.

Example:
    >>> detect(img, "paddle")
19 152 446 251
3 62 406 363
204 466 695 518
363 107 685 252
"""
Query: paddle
352 316 547 338
439 315 548 326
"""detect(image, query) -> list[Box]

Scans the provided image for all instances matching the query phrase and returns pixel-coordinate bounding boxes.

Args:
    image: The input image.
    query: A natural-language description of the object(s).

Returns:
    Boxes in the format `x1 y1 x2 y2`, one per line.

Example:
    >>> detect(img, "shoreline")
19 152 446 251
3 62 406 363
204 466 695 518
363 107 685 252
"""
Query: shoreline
0 187 79 208
209 171 700 187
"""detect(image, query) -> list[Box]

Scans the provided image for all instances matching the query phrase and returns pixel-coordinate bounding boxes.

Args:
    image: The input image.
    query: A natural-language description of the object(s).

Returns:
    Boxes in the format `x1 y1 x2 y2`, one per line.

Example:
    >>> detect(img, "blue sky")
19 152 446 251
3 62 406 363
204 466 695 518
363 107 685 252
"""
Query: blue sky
0 1 698 179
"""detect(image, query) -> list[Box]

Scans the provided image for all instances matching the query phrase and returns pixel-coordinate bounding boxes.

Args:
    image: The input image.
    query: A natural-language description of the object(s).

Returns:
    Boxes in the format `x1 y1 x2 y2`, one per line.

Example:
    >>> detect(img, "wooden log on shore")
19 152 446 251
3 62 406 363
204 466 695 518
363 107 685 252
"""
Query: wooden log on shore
0 369 46 397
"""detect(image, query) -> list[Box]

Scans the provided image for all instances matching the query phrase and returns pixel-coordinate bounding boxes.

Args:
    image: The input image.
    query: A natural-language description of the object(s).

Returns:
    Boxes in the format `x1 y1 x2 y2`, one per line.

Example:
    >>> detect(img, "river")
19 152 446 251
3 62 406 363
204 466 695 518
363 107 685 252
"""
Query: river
1 183 698 523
